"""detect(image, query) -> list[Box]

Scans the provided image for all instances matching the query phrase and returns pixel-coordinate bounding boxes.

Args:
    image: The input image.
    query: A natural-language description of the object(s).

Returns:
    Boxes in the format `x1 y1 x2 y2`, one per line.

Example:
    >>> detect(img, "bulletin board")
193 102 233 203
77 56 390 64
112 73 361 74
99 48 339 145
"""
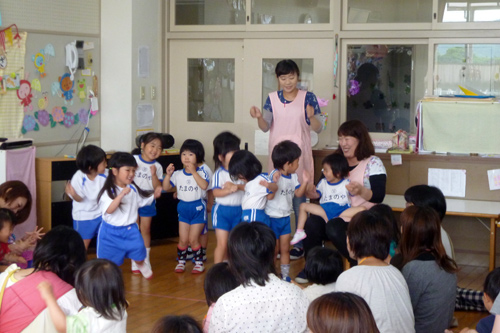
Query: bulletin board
17 32 101 145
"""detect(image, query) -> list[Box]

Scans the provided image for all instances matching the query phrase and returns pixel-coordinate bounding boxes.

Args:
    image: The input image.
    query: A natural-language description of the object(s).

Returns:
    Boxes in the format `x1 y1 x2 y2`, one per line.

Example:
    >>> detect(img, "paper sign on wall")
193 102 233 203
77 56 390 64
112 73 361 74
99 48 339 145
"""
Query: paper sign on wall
428 168 466 198
254 130 269 155
487 169 500 191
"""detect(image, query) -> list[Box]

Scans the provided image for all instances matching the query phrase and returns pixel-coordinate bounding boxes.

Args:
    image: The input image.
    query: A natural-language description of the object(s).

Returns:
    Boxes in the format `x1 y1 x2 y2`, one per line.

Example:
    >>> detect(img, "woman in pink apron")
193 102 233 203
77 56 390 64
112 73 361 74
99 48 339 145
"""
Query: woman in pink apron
250 59 323 260
296 120 387 283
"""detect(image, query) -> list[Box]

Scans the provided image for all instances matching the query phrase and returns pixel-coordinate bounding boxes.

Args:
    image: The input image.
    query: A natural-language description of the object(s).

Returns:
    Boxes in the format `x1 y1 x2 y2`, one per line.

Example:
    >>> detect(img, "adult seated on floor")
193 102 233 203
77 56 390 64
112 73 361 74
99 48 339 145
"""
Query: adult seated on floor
0 225 87 332
0 180 32 225
209 222 309 333
297 120 386 282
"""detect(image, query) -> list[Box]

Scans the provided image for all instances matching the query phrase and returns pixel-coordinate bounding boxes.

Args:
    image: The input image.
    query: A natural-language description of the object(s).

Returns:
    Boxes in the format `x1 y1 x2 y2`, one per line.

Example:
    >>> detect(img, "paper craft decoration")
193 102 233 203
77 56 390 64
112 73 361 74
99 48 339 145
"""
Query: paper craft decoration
31 78 41 92
487 169 500 191
0 54 6 69
4 73 20 90
78 108 89 125
17 79 33 112
44 44 55 59
37 92 49 110
51 81 61 96
32 51 47 78
0 24 22 51
35 109 50 127
77 79 86 103
21 114 39 133
59 73 75 102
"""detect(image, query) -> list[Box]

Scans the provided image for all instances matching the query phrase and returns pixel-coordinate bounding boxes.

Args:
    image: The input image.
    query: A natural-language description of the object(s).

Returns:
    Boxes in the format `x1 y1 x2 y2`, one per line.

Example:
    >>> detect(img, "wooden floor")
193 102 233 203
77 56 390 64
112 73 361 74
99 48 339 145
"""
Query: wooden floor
91 231 490 332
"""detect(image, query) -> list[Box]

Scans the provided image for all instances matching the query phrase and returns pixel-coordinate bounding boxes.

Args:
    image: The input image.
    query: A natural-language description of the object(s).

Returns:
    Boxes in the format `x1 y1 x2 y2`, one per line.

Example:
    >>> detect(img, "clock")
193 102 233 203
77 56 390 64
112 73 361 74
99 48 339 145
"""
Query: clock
0 55 6 69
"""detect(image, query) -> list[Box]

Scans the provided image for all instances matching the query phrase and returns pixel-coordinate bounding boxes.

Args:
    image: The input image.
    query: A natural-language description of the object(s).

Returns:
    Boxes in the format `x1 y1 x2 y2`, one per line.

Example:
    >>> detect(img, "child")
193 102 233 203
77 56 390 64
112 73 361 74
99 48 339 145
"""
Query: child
38 258 128 332
307 292 380 333
197 158 213 264
97 152 161 279
0 208 26 265
265 140 308 281
476 268 500 332
210 131 244 263
65 144 107 250
290 153 365 245
152 315 202 333
131 132 164 274
202 262 239 332
163 139 210 274
370 203 400 260
228 150 277 226
301 246 343 302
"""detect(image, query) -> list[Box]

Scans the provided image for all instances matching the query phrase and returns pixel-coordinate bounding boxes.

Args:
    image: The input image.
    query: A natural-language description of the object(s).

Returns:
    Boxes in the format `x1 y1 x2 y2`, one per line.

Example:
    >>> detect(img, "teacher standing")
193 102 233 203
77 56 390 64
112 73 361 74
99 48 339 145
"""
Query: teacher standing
297 120 387 282
250 59 323 259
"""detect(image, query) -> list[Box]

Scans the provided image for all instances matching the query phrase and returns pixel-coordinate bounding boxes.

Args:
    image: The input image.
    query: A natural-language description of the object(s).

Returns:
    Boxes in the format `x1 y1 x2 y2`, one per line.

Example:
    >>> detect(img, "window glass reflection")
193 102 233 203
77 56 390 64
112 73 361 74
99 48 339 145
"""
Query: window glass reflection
438 1 500 23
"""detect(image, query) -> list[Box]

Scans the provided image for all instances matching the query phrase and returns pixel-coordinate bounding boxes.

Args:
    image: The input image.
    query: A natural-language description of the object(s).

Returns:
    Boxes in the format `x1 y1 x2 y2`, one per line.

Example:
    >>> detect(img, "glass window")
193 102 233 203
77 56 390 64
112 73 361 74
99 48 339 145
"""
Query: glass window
261 59 314 106
251 0 330 24
346 0 432 23
434 43 500 96
175 0 246 25
346 44 428 133
187 58 235 122
438 1 500 23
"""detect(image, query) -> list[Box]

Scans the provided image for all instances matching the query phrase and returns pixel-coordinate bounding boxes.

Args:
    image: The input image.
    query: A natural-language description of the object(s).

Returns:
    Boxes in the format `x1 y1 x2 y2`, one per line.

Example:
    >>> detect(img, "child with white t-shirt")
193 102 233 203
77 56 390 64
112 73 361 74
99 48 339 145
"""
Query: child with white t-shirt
65 145 107 250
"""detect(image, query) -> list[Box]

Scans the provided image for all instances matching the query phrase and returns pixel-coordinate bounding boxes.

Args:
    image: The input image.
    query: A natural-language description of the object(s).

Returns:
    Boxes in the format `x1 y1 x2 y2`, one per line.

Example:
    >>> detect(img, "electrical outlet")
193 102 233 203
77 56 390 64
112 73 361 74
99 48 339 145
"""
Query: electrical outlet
151 86 156 100
86 52 93 67
140 86 145 100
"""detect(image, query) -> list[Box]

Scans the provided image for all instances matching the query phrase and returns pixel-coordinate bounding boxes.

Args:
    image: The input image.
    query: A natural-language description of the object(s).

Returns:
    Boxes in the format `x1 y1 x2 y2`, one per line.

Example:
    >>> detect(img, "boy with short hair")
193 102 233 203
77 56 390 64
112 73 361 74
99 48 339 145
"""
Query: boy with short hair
265 140 309 282
0 208 27 266
476 268 500 332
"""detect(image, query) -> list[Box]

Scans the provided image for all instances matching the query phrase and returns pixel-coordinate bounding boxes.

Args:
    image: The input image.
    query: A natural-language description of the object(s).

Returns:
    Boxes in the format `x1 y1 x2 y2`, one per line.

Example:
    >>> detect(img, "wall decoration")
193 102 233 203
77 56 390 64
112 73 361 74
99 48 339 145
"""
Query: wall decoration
17 79 33 112
31 78 41 92
59 73 74 103
0 53 6 69
78 107 89 125
34 109 50 127
21 114 39 133
32 51 47 77
44 43 55 59
51 81 60 96
76 78 86 102
4 73 20 90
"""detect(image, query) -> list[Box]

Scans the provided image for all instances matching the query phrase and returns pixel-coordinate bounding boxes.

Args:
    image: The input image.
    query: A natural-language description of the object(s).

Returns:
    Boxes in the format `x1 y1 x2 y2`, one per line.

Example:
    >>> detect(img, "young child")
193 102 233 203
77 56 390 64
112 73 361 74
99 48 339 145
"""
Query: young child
163 139 210 274
301 246 343 302
370 204 400 260
131 132 164 274
152 315 203 333
228 150 277 226
476 268 500 332
38 258 128 332
65 144 107 250
265 140 308 281
202 262 239 332
196 158 213 264
210 131 244 263
0 209 26 265
290 153 365 245
97 152 161 279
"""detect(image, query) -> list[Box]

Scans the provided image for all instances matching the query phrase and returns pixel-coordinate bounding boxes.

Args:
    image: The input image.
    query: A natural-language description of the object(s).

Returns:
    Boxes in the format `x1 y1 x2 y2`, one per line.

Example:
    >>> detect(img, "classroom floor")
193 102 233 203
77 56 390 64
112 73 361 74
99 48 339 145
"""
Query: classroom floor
88 231 490 332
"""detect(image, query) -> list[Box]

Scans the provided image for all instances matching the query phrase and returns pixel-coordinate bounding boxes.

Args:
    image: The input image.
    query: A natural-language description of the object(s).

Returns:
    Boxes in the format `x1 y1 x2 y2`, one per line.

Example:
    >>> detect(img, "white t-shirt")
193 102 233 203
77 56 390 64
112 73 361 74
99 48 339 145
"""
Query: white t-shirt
66 307 127 333
316 178 351 207
265 170 300 218
336 265 415 333
99 184 154 227
242 174 272 211
70 170 107 221
303 282 336 302
133 155 163 191
209 274 309 333
211 167 244 206
200 163 213 200
170 167 210 202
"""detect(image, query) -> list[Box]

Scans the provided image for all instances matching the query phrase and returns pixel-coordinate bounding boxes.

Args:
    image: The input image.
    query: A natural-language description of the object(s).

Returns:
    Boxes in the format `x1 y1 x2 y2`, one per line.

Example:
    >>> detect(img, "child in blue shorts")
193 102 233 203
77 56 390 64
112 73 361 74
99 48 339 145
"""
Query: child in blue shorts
228 150 277 226
65 145 107 250
265 140 309 281
163 139 210 274
290 153 365 245
97 152 162 279
210 131 244 264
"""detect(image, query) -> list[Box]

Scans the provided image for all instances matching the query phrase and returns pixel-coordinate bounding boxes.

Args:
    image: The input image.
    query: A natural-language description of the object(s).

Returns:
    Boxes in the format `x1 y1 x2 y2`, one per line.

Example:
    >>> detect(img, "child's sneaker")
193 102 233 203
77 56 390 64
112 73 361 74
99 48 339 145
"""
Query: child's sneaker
192 262 205 274
175 261 186 273
290 247 304 260
137 262 153 280
131 260 140 274
281 274 291 283
295 269 309 284
290 230 307 245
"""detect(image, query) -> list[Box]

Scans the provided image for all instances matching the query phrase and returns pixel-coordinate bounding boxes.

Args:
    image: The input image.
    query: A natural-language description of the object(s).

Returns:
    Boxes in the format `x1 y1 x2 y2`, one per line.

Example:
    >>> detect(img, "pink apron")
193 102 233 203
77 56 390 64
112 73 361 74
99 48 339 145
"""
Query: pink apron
348 157 376 209
268 90 313 184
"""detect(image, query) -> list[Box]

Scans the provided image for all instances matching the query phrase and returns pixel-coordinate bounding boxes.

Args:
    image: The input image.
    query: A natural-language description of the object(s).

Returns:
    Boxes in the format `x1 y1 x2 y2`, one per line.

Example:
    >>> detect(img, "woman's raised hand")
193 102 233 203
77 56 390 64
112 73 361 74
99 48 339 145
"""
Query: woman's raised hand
346 181 364 196
250 106 262 119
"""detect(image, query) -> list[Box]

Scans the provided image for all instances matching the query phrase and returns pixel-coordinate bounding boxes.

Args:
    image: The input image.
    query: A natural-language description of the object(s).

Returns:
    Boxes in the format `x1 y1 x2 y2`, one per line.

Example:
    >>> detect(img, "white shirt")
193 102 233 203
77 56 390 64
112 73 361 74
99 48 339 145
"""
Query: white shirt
303 282 336 302
242 174 272 210
336 265 415 333
317 178 351 207
170 167 210 202
133 155 163 191
66 307 127 333
99 184 154 227
209 274 309 333
70 170 107 221
200 163 213 200
265 170 300 218
211 167 244 206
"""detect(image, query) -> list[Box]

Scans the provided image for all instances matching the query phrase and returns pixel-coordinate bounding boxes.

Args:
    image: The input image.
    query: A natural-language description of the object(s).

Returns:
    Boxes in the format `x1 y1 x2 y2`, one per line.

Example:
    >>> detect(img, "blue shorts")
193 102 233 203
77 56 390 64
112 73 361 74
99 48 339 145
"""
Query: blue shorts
242 209 269 226
138 199 156 217
321 203 349 221
178 199 206 225
97 222 146 266
270 216 291 239
73 216 102 240
212 204 242 232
